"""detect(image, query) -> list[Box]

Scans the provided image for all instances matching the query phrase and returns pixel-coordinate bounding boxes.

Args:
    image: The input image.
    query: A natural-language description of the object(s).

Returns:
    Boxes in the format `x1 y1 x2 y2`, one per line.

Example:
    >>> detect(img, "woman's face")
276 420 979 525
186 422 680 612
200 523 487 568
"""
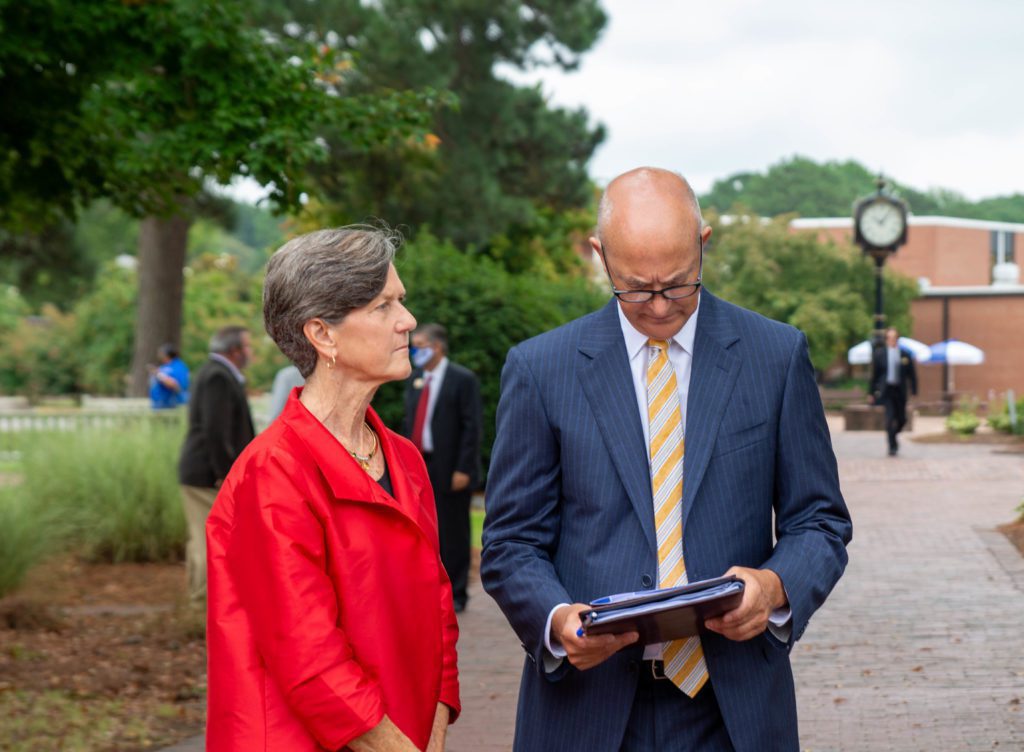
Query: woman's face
329 264 417 385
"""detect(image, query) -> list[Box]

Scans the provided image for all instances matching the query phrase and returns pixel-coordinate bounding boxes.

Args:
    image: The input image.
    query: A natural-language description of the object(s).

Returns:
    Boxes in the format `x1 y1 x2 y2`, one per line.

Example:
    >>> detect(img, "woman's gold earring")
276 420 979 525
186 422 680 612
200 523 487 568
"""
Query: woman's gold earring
330 354 337 369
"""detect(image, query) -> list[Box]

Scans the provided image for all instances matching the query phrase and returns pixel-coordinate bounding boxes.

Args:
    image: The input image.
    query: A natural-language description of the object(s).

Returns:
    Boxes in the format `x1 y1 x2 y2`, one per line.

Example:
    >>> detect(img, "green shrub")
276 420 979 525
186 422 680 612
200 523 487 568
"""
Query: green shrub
375 231 607 471
0 488 55 598
0 304 79 400
987 396 1024 435
946 409 981 435
19 417 186 563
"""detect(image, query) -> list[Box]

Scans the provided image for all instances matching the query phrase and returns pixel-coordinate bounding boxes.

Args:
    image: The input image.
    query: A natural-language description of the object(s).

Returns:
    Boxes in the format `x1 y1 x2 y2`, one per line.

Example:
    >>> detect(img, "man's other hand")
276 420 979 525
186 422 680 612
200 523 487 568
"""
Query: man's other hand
704 566 786 641
551 603 638 671
451 471 471 492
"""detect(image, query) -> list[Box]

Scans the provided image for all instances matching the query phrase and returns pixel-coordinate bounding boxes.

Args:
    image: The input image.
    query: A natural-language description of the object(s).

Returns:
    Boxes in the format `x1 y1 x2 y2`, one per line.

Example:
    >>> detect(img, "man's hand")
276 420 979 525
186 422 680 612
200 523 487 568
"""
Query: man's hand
451 471 470 492
704 567 786 642
551 603 638 671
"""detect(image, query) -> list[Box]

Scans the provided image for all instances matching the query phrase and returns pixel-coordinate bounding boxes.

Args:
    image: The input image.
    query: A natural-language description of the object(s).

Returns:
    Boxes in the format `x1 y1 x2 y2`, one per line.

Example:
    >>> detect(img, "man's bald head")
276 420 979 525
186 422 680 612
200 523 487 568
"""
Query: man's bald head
596 167 703 245
589 167 711 340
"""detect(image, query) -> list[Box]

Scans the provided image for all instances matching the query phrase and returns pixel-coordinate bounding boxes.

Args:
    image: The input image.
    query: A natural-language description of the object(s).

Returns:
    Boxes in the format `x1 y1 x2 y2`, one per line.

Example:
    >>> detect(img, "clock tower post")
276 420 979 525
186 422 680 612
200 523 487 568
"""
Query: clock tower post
853 176 910 345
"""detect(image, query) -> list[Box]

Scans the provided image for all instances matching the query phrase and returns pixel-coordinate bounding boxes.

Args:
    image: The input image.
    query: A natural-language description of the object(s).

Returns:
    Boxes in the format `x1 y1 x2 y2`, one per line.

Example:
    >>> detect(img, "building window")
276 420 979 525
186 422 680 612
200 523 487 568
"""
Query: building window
991 230 1016 265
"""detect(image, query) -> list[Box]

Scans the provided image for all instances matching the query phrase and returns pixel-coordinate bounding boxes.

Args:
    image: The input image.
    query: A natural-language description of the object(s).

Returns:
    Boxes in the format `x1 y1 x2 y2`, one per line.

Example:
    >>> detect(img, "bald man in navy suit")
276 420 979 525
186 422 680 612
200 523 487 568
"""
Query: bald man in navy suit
481 168 852 751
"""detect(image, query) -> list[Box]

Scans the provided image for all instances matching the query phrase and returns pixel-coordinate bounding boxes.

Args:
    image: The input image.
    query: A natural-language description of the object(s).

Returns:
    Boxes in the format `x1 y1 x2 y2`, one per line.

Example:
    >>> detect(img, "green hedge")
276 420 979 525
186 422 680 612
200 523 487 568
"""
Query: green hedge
987 396 1024 435
373 231 607 473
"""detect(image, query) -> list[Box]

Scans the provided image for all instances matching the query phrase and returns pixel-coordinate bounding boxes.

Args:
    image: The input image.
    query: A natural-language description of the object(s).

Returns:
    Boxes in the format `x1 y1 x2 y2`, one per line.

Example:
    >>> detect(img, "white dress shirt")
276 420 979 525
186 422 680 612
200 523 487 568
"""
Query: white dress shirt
419 356 448 453
886 347 900 385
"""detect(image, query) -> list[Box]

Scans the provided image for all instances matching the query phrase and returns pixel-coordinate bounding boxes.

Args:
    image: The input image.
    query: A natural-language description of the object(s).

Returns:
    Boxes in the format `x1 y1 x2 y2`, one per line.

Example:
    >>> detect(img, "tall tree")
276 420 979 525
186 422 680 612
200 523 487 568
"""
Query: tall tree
702 210 918 373
259 0 608 255
1 0 442 394
701 155 1024 223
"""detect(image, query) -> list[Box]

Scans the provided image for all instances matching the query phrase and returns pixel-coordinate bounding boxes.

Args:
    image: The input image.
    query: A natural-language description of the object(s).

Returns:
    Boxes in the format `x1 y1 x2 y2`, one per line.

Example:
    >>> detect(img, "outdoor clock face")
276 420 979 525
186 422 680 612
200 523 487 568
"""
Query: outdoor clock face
858 200 905 248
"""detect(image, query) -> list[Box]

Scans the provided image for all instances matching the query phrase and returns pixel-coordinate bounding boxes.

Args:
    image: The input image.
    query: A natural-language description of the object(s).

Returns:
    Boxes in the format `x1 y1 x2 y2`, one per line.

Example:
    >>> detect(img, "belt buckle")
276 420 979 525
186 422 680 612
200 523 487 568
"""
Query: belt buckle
650 660 669 681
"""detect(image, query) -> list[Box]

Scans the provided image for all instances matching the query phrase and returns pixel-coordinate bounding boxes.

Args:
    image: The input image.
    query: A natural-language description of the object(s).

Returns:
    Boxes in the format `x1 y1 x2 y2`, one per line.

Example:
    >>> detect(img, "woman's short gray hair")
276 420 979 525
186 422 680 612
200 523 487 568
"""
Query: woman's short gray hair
263 225 400 377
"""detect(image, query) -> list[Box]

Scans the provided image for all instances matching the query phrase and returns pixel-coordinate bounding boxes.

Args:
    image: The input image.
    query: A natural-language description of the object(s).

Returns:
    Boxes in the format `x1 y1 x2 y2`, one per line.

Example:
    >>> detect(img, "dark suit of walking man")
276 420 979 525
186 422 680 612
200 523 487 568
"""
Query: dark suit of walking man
871 327 917 456
402 323 482 612
481 168 852 751
178 326 255 602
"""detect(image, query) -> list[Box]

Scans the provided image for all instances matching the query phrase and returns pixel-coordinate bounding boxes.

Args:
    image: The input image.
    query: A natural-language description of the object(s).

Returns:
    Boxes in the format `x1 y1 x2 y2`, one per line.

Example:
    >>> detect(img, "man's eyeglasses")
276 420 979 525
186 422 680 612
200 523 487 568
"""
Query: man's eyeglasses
600 237 703 304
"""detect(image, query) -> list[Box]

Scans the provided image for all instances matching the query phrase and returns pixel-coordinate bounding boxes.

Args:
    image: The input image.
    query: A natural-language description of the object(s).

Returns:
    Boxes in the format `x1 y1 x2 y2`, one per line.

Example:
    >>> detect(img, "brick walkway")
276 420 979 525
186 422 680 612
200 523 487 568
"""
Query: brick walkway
795 421 1024 751
164 419 1024 751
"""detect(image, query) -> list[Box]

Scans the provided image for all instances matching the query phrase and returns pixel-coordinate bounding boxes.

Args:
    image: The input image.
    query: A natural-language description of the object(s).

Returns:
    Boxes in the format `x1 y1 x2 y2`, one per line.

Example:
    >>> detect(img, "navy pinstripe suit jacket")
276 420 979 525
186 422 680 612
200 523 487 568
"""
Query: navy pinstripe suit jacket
480 292 852 751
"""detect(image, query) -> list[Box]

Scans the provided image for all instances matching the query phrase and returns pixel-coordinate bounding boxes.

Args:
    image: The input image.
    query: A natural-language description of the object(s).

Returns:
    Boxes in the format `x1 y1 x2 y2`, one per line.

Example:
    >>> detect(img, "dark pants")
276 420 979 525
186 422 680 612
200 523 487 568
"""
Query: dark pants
881 385 907 452
620 666 734 751
436 488 471 607
424 452 472 608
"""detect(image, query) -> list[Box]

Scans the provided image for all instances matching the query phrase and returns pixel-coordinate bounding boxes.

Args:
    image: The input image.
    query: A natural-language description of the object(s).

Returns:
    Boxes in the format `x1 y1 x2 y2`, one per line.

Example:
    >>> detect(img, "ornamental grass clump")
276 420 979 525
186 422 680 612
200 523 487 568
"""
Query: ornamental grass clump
0 487 54 598
19 418 186 563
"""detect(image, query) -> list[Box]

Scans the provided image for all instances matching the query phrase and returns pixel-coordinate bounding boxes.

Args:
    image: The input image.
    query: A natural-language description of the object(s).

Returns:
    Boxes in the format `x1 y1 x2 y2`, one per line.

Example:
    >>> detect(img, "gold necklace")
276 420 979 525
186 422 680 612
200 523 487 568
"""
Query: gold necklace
349 422 378 471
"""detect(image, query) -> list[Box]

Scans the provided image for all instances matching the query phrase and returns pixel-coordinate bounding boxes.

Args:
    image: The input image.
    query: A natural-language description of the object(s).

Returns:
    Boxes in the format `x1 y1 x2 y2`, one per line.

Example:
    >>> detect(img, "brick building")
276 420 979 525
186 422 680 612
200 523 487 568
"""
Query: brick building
791 216 1024 405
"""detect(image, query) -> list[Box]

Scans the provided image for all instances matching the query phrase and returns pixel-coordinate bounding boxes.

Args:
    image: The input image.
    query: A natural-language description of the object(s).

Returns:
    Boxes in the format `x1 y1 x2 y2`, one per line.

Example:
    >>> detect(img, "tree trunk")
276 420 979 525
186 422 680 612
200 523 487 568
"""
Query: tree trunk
128 213 191 397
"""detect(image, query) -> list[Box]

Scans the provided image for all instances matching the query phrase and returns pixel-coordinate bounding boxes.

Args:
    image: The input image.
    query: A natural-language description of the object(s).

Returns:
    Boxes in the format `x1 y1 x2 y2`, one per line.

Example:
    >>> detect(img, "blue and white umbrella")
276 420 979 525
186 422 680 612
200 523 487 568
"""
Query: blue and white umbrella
928 339 984 393
847 336 931 365
927 339 985 365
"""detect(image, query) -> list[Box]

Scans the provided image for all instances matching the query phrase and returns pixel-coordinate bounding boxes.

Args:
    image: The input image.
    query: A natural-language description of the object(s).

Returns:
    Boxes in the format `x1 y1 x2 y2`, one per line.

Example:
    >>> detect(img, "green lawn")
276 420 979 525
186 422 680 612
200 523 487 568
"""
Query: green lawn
471 507 484 549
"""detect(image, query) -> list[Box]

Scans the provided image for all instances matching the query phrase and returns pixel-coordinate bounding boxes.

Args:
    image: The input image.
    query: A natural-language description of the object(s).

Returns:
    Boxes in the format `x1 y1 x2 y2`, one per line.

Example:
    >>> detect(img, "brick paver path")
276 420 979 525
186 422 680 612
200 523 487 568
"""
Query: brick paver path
163 420 1024 751
795 422 1024 751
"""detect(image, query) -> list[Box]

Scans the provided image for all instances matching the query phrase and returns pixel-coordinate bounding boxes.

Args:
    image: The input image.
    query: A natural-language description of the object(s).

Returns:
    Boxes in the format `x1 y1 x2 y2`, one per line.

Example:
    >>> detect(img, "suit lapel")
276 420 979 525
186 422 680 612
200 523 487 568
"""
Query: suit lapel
432 365 456 428
577 301 657 557
683 292 741 530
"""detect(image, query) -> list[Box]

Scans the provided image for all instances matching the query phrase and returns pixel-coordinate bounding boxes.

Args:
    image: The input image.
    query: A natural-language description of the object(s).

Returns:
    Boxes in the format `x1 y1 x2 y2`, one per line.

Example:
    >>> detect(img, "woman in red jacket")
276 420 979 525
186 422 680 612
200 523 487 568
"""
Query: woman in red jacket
206 226 460 751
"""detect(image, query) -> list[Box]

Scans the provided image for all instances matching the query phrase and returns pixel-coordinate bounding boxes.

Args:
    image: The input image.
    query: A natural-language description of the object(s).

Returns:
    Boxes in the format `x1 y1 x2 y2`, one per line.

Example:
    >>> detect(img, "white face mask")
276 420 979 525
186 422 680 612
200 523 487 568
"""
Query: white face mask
411 346 435 369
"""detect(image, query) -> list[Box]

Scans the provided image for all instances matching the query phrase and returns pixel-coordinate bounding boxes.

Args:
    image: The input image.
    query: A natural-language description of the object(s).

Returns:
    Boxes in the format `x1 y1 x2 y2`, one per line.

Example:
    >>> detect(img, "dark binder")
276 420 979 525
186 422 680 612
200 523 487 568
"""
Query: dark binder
580 575 745 644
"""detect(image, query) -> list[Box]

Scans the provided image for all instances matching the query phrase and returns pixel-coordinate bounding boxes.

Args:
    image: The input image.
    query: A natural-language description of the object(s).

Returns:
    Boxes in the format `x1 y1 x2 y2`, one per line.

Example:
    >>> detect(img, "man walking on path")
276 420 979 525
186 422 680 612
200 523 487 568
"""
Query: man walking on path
870 327 917 456
402 323 482 613
178 325 255 602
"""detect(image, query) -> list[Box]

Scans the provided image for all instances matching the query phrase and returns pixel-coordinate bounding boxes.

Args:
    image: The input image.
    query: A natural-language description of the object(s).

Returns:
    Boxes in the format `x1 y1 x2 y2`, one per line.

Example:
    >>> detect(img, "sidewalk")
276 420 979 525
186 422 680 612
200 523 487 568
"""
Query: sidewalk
165 419 1024 750
795 419 1024 750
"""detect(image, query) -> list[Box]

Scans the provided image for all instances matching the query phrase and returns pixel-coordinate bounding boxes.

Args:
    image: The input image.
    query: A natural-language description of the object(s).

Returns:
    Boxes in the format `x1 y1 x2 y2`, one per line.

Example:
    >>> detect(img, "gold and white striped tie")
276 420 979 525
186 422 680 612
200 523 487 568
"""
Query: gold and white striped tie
647 338 708 697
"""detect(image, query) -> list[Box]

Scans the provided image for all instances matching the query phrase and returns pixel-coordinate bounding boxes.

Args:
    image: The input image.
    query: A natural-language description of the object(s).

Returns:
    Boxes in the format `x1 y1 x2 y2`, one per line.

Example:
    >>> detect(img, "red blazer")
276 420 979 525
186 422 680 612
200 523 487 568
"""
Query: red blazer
206 390 460 751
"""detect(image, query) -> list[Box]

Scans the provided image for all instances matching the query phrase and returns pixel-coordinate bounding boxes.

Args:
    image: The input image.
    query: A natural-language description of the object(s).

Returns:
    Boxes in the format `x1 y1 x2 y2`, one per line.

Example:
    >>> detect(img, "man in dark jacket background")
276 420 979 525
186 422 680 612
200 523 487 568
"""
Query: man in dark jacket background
178 325 255 601
403 323 482 613
871 327 918 456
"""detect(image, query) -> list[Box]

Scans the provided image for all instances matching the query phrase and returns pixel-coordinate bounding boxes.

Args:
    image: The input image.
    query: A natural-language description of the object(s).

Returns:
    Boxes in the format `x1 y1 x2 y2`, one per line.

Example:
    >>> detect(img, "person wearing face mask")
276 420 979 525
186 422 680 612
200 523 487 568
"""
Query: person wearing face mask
402 323 483 613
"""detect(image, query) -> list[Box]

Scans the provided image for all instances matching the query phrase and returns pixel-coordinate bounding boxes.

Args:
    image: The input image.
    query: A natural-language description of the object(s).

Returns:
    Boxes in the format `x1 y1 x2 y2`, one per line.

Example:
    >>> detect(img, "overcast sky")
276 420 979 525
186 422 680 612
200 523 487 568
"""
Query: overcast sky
499 0 1024 200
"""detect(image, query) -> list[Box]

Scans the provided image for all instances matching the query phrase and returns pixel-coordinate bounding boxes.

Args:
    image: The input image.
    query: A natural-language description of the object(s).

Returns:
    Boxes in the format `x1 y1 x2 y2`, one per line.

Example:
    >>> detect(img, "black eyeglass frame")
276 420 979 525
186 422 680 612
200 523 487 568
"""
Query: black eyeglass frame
599 236 704 304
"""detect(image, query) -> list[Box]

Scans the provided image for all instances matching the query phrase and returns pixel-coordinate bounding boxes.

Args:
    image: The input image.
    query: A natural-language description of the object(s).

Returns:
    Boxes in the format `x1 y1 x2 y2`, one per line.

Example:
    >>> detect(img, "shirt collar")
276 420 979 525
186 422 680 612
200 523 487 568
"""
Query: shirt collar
210 353 245 383
616 295 701 361
425 356 449 382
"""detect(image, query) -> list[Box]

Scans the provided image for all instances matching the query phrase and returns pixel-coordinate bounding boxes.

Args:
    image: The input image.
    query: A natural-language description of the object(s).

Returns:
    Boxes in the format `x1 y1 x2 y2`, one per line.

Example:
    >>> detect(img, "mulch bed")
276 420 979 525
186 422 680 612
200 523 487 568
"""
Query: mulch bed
912 431 1024 448
0 556 205 751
